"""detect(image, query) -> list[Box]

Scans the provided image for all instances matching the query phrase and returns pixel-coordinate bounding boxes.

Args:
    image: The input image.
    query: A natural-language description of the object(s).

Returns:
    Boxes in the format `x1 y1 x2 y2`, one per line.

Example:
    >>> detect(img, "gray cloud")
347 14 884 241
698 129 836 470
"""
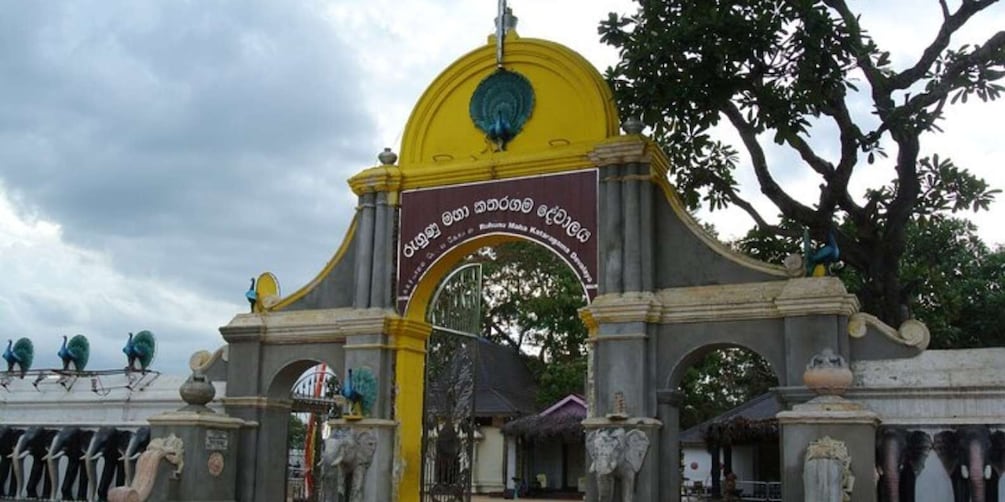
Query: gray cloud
0 0 375 308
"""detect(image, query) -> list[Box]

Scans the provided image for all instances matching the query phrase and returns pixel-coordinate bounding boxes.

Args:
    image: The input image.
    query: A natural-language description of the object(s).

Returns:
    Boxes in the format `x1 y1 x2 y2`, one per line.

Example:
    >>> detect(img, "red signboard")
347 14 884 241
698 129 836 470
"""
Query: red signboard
397 170 598 311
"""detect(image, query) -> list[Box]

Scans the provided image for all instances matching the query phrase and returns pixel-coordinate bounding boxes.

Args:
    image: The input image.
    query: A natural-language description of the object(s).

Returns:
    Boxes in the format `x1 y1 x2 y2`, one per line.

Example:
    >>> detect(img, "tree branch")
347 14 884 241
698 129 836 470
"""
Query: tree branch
722 103 820 225
821 0 889 93
890 0 1001 90
901 30 1005 113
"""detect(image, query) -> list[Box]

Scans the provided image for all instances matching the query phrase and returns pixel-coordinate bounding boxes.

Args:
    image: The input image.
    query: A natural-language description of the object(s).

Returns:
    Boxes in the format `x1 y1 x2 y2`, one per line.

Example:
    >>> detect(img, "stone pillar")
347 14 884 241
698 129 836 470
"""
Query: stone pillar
583 418 661 502
317 419 397 502
145 372 246 502
655 390 682 502
776 349 879 502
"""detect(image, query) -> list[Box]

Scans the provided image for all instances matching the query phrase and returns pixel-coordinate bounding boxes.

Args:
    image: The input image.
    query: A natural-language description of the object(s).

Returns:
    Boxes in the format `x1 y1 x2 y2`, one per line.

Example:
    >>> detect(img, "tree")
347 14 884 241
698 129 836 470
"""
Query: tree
471 241 589 406
600 0 1004 326
678 348 778 430
734 216 1005 348
288 414 307 449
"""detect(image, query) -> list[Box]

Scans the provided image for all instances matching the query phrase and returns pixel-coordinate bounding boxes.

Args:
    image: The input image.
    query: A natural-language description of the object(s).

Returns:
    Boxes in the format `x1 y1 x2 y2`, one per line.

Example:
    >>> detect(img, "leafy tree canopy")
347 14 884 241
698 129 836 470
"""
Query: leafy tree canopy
600 0 1004 326
678 348 778 430
469 241 589 407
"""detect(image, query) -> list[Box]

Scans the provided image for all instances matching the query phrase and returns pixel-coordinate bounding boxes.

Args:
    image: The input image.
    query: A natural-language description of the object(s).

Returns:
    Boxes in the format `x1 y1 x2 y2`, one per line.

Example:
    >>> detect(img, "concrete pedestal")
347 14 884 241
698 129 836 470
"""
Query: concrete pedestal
148 411 246 502
777 396 878 502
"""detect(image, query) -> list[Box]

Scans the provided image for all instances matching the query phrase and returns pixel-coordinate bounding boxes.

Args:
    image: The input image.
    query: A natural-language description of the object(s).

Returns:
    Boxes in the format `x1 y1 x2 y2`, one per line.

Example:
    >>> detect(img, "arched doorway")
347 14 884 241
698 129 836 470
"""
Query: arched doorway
288 363 342 502
674 346 780 499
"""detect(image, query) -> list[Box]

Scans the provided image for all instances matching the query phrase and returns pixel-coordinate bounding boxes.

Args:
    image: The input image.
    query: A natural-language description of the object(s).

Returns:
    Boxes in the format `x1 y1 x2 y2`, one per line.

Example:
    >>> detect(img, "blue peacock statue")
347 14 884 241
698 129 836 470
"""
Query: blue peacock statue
3 338 34 378
805 229 841 277
122 331 157 371
245 278 257 313
58 334 90 371
340 368 377 417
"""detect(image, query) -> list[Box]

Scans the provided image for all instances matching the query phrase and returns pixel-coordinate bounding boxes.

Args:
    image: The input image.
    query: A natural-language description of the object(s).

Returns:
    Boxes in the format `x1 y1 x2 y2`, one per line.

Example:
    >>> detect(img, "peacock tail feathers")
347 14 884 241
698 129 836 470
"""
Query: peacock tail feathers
351 368 378 417
133 330 156 369
67 334 90 371
13 337 33 370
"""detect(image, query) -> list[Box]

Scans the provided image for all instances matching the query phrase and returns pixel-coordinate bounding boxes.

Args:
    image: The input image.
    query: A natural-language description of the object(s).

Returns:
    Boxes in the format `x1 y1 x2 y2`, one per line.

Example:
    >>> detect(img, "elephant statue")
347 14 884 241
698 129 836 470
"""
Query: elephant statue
123 426 151 486
876 427 931 502
318 429 378 502
585 428 651 502
0 427 25 497
85 426 133 501
11 426 57 499
935 426 1004 502
45 426 94 501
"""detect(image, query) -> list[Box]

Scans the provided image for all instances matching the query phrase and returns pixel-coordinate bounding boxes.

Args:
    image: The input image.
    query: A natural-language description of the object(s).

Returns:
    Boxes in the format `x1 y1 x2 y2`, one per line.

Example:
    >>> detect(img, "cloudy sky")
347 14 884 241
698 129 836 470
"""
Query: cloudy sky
1 1 1003 375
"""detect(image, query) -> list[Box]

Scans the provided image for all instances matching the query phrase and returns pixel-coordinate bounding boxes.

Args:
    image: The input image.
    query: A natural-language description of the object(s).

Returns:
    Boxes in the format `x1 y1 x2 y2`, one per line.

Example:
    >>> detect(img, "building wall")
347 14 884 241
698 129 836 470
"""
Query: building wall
682 444 758 488
473 426 505 494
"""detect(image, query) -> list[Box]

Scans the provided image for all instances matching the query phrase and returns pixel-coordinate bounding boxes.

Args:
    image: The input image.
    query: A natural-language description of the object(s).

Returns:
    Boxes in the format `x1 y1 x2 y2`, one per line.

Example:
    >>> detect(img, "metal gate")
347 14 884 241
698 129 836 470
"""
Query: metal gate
421 263 481 502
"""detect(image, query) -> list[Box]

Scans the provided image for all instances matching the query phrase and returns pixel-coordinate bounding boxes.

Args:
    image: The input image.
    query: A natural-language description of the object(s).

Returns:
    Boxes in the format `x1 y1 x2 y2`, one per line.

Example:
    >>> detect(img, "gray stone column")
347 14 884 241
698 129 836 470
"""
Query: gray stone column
622 163 642 291
656 390 683 502
142 372 247 502
353 191 376 308
777 396 879 502
602 166 623 294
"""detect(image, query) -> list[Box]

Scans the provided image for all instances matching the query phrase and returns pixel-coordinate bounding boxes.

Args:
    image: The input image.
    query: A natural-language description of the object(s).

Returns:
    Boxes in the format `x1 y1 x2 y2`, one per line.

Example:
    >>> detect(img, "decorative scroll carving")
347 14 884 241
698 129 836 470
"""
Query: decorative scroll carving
848 312 930 349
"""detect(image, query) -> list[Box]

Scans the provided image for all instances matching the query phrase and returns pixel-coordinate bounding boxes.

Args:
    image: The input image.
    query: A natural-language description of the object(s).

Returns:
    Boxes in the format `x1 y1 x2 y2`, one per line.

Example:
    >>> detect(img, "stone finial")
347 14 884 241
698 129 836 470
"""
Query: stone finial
621 117 644 135
803 348 853 397
179 371 216 412
378 147 398 165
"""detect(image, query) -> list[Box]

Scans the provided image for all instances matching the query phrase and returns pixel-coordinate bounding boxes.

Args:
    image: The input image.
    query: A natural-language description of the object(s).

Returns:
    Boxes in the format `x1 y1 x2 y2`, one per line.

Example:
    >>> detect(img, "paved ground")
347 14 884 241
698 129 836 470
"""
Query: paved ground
472 497 583 502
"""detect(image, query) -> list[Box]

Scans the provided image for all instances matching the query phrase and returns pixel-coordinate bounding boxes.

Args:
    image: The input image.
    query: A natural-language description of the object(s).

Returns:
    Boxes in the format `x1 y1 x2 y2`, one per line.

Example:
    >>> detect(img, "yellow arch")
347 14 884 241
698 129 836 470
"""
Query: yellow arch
389 33 619 190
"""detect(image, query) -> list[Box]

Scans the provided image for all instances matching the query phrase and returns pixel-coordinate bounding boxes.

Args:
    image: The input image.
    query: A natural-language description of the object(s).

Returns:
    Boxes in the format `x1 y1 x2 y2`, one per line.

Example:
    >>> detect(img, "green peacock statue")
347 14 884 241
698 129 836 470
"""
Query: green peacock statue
58 334 90 371
123 330 156 371
4 338 34 378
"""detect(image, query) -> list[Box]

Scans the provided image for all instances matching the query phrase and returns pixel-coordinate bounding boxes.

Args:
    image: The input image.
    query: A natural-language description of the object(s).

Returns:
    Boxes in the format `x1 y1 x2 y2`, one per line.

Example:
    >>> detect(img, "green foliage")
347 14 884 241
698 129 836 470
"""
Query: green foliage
678 348 778 430
472 241 589 407
734 217 1005 349
847 218 1005 348
288 414 307 449
600 0 1004 325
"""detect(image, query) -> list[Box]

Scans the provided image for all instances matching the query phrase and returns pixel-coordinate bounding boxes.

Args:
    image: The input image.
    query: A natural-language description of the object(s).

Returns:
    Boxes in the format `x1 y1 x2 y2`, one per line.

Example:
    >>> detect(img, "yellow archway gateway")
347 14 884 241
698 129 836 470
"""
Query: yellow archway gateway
219 13 896 502
360 30 622 501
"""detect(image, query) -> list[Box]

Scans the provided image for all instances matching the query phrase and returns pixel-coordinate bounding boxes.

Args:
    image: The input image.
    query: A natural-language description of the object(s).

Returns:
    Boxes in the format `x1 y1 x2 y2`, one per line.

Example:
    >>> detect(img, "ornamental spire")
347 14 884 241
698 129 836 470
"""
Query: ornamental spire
494 0 517 68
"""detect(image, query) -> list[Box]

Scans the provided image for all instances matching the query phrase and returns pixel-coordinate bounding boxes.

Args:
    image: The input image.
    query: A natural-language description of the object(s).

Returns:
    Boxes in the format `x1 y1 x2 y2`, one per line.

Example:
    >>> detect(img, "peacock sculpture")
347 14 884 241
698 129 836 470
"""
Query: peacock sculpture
58 334 90 371
3 338 34 378
245 278 257 313
122 331 156 371
340 368 377 417
805 229 841 277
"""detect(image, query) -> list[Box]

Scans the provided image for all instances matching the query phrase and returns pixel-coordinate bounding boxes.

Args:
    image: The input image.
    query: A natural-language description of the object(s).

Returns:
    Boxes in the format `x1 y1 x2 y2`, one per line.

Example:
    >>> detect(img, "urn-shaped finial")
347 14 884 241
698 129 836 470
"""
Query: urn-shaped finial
621 117 644 135
802 348 853 397
378 147 398 165
179 371 216 412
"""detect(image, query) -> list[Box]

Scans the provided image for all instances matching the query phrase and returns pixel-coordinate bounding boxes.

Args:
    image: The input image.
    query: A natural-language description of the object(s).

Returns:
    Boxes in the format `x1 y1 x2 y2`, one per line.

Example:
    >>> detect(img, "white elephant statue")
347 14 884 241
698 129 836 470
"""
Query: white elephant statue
586 428 651 502
319 429 378 502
